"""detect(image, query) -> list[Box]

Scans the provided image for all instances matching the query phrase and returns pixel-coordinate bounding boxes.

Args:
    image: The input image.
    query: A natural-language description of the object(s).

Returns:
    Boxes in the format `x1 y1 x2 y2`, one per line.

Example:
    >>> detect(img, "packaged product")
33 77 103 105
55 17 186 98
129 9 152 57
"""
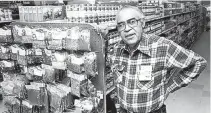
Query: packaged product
27 66 44 81
9 44 19 60
64 26 91 51
84 52 98 76
13 100 21 113
21 26 33 43
3 96 17 113
1 78 27 99
56 84 73 109
43 7 53 21
0 44 10 60
65 26 80 50
52 51 68 70
42 64 55 83
32 28 47 49
27 48 43 65
12 25 23 43
54 69 67 83
25 82 46 105
47 84 71 113
52 6 64 19
67 70 87 97
42 49 52 65
66 54 84 73
0 60 15 71
0 27 12 43
46 28 66 50
74 97 101 113
22 100 33 113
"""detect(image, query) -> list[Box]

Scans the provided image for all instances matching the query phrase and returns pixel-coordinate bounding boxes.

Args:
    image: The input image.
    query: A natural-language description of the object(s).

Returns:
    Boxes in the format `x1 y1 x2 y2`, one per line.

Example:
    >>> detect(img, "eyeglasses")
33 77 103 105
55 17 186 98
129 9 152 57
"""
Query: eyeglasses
117 18 143 31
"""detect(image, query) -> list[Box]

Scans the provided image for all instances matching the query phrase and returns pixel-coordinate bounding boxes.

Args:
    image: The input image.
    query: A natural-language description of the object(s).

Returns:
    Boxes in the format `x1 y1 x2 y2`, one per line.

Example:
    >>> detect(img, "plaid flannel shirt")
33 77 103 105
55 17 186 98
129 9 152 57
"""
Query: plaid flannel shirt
109 34 207 113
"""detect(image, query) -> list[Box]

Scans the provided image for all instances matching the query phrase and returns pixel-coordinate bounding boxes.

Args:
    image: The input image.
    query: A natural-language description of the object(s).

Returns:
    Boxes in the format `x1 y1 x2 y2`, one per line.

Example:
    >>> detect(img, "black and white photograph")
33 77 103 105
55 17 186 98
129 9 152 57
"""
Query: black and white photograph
0 0 210 113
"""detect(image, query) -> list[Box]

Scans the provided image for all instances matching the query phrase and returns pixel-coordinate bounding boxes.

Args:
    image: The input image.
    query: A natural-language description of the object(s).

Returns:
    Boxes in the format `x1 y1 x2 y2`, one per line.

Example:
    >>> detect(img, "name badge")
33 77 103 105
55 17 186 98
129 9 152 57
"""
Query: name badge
137 65 152 81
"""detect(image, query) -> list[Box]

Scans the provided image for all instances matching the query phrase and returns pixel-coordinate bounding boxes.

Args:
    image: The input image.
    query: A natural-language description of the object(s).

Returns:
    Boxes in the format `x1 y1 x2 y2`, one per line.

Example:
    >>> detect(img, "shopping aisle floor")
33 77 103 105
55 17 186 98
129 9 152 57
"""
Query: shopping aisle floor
165 30 210 113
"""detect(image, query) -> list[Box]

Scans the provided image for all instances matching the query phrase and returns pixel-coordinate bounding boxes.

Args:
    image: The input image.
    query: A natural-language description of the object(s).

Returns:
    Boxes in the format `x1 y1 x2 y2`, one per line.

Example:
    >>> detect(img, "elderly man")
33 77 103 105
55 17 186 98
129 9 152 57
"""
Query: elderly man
107 6 207 113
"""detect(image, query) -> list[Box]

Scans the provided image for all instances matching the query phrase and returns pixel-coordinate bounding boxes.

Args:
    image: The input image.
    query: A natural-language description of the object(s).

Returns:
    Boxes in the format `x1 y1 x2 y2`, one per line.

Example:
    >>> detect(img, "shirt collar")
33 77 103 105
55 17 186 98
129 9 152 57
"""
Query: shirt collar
118 34 151 57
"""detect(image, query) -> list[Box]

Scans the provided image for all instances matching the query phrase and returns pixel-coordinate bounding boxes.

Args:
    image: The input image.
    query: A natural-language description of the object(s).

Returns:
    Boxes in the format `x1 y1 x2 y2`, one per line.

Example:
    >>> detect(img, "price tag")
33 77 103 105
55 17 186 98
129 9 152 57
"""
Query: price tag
137 65 152 81
35 49 42 55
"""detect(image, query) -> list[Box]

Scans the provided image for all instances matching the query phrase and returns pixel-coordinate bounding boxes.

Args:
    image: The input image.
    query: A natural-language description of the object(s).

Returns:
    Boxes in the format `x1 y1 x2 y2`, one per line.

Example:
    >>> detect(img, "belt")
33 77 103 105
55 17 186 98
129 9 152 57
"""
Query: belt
119 104 166 113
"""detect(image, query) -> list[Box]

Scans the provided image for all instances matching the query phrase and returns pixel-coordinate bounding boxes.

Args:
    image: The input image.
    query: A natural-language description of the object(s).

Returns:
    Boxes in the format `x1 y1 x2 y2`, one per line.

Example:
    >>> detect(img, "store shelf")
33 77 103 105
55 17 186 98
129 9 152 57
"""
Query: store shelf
157 25 177 35
139 6 157 8
164 8 183 10
0 20 12 23
178 15 199 25
12 20 117 31
157 15 201 36
106 86 115 95
146 11 194 23
147 25 163 34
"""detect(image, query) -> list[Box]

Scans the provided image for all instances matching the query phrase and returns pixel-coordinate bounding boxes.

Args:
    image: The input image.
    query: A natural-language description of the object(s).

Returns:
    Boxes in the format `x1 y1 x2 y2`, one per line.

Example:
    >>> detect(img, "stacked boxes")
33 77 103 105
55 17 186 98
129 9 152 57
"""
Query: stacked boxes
66 4 120 26
0 8 13 21
139 2 162 20
18 6 65 22
163 2 183 16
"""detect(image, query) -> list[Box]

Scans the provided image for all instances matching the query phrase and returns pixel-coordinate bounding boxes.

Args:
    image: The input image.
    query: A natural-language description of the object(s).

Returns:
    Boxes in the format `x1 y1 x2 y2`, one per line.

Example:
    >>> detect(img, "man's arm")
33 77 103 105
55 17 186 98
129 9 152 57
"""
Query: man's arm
165 39 207 93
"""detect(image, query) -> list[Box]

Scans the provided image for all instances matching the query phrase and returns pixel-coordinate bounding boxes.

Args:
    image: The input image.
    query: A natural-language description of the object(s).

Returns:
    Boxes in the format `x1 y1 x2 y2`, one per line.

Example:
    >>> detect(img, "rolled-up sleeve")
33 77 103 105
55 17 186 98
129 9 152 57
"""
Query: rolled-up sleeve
165 40 207 93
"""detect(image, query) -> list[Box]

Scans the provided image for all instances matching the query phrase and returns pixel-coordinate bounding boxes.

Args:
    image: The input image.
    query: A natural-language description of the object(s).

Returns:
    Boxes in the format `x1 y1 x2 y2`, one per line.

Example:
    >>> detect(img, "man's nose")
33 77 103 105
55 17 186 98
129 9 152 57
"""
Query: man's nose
124 23 131 32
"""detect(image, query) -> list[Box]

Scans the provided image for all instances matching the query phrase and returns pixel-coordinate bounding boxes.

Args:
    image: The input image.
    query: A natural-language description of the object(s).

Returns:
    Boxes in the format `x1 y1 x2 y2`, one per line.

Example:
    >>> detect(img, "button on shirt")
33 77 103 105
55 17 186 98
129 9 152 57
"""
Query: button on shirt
109 34 207 113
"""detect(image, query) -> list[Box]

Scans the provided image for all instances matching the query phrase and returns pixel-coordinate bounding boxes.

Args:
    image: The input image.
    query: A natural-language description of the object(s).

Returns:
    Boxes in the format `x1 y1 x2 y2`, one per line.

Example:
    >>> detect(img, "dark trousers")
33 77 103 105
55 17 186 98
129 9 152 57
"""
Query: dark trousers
106 94 166 113
119 105 167 113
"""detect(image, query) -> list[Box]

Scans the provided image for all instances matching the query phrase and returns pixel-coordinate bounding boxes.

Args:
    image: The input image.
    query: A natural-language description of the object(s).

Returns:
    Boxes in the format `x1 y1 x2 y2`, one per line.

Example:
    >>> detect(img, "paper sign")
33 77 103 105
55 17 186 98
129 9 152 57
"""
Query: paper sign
137 65 152 81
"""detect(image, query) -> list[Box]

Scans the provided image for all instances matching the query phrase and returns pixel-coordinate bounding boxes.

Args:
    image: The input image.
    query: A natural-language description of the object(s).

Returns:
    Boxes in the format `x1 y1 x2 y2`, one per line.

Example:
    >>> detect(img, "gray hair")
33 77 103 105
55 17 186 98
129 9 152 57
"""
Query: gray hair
116 5 145 21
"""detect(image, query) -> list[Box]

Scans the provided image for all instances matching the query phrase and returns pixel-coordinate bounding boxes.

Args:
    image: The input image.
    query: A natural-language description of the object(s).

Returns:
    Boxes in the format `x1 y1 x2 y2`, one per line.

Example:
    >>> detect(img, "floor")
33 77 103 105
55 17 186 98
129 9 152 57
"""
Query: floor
0 29 210 113
165 29 210 113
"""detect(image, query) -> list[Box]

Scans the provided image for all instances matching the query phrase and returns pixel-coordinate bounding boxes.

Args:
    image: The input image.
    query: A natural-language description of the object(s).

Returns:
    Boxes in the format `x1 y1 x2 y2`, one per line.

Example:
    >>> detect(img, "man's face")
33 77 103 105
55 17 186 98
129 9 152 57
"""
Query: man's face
117 8 143 48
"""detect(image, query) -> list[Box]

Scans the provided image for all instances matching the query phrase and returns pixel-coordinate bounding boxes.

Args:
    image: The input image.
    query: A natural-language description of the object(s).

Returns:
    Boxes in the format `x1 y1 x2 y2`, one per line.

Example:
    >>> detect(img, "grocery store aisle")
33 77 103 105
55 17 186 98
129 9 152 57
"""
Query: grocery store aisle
0 31 209 113
165 30 210 113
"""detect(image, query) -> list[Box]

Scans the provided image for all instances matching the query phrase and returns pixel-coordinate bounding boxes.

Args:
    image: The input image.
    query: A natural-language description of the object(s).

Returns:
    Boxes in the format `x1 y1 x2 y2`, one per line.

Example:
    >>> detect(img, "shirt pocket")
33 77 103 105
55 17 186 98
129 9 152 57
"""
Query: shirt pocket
136 76 154 90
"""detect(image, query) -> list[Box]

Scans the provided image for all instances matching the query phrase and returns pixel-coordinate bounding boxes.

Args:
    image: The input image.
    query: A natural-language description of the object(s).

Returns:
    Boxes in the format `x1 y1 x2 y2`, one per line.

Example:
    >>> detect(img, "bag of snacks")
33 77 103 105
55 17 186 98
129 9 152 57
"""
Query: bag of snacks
9 44 19 60
56 84 72 110
66 54 84 74
27 66 44 81
47 84 68 113
0 60 15 72
0 26 12 43
42 49 52 65
64 26 91 51
84 52 98 76
25 83 45 106
68 70 87 97
21 26 33 43
55 69 67 83
42 64 55 83
3 96 17 113
0 44 10 60
17 47 29 65
52 51 68 70
46 28 66 50
32 28 47 49
27 48 43 65
22 100 33 113
12 25 24 43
